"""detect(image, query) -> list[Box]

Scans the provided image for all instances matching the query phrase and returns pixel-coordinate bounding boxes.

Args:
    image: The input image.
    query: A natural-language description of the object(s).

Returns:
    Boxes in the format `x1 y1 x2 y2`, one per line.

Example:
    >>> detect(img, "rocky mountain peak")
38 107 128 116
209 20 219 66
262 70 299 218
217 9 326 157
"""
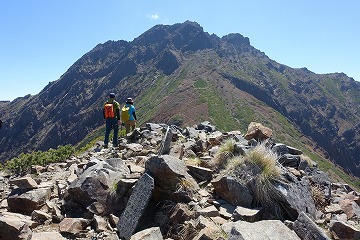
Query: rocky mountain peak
222 33 250 46
133 20 215 52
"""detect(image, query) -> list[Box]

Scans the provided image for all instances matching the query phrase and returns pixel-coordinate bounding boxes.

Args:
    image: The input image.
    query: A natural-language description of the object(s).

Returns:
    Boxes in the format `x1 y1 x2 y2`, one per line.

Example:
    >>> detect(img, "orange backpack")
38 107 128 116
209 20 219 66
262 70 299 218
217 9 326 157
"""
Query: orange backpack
104 103 115 119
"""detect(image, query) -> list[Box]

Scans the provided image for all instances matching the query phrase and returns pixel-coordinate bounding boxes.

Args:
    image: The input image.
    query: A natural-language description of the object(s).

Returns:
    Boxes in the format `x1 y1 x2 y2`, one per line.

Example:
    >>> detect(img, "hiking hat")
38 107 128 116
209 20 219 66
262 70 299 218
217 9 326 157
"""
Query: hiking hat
109 93 115 98
126 97 133 103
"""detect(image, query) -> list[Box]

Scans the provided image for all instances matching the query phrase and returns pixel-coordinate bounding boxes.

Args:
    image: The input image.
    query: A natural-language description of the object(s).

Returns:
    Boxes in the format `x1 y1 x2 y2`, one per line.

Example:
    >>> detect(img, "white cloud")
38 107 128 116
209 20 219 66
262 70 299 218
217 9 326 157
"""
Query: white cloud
148 13 160 20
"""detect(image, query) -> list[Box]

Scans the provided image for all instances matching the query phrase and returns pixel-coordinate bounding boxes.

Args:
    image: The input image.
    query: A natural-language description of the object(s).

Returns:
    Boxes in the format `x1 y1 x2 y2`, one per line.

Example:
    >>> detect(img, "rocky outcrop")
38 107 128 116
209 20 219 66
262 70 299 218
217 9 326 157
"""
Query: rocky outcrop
0 122 359 239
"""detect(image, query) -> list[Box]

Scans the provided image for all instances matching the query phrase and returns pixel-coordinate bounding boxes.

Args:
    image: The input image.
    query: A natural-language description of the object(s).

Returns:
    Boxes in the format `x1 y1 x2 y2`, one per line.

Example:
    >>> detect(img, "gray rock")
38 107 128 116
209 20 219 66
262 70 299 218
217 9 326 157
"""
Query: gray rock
223 220 301 240
274 172 316 220
219 203 236 219
211 175 253 207
234 143 248 156
129 227 163 240
197 121 216 133
298 158 310 171
307 169 331 198
145 155 199 202
278 154 300 168
287 146 303 155
183 127 199 139
64 158 129 216
272 143 289 156
187 165 213 182
158 126 173 155
118 173 154 240
232 206 262 222
145 123 165 132
293 212 330 240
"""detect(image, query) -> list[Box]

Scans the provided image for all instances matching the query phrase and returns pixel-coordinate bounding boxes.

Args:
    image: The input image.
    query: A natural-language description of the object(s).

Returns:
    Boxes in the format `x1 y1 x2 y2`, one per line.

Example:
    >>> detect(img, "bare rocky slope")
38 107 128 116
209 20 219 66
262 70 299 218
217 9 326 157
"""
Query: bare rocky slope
0 21 359 179
1 122 360 239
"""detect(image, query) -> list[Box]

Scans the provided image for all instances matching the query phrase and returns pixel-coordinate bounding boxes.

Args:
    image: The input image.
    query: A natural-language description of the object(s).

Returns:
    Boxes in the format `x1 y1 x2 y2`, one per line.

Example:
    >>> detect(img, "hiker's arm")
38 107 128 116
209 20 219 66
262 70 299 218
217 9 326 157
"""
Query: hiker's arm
103 108 106 119
132 111 137 121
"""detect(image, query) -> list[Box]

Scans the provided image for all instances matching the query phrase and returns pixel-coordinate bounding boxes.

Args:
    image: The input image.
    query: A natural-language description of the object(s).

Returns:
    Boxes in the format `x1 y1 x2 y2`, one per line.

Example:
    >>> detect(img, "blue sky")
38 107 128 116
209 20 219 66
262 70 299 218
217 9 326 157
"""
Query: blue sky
0 0 359 101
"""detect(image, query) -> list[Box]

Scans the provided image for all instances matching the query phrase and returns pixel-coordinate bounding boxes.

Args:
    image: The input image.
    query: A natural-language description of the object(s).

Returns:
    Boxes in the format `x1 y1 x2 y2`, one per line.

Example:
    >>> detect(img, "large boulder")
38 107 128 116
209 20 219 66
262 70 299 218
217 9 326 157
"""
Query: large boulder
329 220 360 240
7 187 51 215
244 122 273 141
272 172 316 221
293 212 330 240
0 212 33 240
211 175 253 207
64 158 130 216
117 173 155 240
145 155 199 202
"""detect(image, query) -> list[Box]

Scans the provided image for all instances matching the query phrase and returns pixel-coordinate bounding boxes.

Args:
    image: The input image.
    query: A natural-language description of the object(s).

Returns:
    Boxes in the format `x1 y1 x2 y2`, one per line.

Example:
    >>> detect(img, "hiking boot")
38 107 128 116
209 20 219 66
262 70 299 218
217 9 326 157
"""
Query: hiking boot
113 143 118 147
103 144 108 148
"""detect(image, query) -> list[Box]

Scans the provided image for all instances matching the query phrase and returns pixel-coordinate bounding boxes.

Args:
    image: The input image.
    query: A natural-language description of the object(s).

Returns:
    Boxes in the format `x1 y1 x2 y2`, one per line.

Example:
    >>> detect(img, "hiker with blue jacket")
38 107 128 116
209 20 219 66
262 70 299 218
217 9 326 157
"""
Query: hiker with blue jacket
122 97 137 134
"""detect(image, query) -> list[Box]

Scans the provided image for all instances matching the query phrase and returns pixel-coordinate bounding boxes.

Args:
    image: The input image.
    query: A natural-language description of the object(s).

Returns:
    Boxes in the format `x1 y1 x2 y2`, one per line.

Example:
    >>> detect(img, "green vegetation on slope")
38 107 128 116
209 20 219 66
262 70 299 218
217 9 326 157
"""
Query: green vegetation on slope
0 144 75 174
135 75 168 123
195 79 238 131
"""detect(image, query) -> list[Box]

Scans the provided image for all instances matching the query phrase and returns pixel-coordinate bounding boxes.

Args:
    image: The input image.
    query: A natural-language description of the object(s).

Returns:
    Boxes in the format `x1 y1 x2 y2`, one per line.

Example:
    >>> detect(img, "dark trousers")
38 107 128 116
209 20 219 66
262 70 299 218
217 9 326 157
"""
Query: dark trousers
104 118 119 145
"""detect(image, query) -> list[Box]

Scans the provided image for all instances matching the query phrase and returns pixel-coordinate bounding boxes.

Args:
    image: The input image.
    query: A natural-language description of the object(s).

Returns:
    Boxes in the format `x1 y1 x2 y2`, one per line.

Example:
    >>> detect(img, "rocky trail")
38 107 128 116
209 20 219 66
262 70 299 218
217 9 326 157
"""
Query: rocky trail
1 122 359 240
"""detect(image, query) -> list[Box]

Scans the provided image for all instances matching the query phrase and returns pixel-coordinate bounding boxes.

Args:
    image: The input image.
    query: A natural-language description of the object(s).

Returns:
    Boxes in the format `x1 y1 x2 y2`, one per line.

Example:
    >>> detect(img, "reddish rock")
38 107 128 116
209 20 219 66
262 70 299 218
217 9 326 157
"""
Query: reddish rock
59 218 91 235
330 220 360 240
244 122 273 141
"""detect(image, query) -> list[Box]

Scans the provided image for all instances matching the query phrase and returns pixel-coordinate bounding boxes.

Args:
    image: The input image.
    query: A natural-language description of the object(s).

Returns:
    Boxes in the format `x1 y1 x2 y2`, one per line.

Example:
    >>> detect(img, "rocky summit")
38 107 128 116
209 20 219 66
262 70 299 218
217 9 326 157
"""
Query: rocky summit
1 122 359 240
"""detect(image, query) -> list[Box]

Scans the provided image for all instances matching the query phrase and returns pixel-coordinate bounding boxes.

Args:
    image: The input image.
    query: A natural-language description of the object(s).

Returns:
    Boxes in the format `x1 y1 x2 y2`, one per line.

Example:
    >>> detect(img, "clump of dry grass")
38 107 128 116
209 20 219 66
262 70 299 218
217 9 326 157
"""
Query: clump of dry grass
244 144 283 217
184 157 202 166
212 139 236 169
175 178 198 199
244 144 281 179
167 221 198 240
310 183 327 210
224 156 244 172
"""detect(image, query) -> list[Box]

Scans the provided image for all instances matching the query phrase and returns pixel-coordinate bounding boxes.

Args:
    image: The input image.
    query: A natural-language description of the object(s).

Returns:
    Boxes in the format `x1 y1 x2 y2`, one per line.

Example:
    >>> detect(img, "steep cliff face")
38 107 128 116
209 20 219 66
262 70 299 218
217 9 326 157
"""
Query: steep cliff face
0 21 359 177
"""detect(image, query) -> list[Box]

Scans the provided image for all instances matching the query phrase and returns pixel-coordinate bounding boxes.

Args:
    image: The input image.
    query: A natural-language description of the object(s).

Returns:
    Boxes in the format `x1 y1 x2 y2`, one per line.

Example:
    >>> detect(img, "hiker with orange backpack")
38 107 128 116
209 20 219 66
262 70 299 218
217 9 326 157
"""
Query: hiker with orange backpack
121 98 137 134
103 93 121 148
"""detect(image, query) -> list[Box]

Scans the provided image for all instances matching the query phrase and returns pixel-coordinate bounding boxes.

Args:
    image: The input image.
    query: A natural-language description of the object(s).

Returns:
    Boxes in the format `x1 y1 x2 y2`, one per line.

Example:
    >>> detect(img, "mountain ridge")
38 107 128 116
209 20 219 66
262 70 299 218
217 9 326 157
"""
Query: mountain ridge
0 21 359 179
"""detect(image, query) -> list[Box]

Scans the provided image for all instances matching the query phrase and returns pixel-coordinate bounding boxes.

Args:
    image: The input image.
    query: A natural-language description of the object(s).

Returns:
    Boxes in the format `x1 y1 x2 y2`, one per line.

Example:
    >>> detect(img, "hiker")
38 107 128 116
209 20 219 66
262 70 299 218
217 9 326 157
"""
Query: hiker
0 119 2 129
121 97 137 134
103 93 121 148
